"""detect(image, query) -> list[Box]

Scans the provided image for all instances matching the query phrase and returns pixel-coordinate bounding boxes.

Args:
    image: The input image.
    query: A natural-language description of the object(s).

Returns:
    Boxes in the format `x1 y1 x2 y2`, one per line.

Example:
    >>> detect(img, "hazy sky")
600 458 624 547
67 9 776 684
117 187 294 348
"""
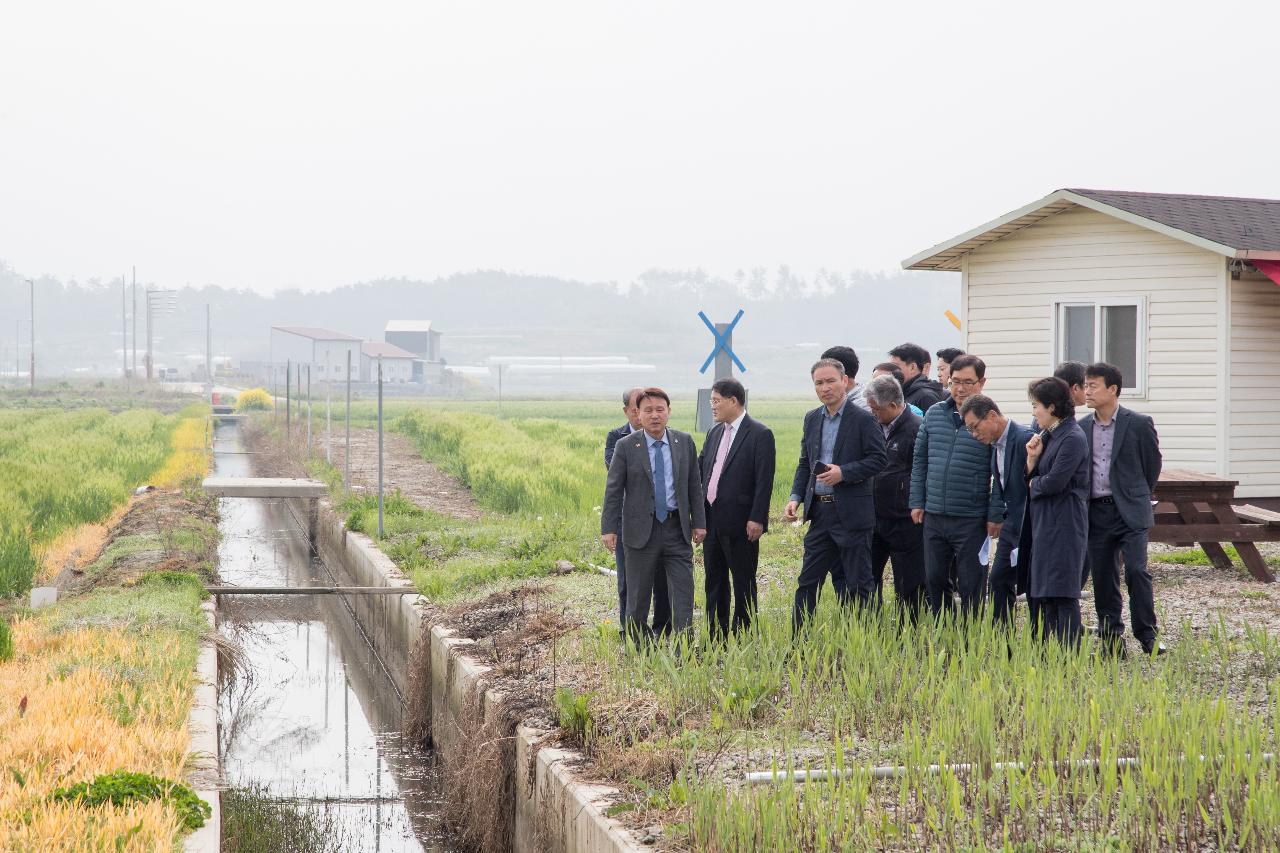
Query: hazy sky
4 1 1279 293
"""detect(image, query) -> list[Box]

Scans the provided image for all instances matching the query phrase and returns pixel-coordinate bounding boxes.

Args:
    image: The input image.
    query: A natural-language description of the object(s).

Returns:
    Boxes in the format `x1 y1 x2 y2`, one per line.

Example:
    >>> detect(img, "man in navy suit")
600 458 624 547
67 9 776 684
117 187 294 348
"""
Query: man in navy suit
698 378 776 638
784 358 887 634
603 387 668 633
961 394 1034 627
1081 362 1164 656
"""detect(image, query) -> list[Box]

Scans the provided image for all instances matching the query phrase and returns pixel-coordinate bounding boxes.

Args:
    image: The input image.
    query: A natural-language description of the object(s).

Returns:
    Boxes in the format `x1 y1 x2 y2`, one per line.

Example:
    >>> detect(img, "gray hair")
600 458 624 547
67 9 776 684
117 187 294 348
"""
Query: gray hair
622 386 643 406
864 374 904 408
810 358 846 377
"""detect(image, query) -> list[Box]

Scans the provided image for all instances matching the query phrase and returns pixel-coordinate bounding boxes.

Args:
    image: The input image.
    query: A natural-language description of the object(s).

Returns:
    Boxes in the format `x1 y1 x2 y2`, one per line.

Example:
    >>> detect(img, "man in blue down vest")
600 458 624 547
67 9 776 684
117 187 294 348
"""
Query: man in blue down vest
961 394 1034 627
909 355 1004 618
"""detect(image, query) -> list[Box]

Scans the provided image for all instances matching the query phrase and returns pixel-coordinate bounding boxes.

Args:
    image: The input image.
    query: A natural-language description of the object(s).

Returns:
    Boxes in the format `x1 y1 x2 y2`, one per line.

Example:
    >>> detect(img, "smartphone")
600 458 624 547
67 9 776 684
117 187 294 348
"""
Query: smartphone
814 462 830 476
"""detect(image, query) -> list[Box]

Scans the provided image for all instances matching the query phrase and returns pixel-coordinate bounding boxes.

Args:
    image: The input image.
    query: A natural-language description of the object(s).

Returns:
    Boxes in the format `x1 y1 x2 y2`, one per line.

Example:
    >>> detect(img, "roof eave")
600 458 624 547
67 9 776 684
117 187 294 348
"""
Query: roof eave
901 188 1259 272
901 189 1078 271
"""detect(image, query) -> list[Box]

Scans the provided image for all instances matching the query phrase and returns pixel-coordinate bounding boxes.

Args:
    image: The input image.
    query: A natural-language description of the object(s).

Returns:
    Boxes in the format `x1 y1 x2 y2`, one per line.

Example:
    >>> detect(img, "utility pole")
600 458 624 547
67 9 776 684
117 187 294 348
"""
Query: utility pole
24 279 34 391
131 267 137 379
122 276 128 385
286 360 291 434
306 364 312 449
205 304 213 403
145 287 176 381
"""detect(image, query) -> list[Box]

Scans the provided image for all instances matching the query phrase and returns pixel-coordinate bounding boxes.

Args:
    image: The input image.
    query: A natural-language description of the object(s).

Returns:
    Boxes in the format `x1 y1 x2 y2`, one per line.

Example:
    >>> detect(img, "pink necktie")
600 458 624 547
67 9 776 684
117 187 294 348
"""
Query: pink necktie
706 423 733 504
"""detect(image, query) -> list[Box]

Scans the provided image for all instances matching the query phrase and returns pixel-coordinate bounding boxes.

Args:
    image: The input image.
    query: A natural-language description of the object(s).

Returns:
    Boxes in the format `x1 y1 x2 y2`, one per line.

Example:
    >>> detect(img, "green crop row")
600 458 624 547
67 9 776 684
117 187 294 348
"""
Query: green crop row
0 406 194 597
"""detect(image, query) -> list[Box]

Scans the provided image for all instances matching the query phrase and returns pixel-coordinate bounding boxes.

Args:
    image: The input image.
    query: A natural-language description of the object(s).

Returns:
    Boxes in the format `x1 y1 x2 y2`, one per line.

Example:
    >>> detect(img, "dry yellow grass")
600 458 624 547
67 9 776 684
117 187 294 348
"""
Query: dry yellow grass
0 618 197 849
152 416 213 489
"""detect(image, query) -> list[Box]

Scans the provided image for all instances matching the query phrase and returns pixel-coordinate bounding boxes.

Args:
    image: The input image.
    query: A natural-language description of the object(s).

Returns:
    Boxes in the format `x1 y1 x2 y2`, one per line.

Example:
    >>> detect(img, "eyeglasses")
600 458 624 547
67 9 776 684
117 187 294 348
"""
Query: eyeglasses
949 378 981 389
964 423 982 435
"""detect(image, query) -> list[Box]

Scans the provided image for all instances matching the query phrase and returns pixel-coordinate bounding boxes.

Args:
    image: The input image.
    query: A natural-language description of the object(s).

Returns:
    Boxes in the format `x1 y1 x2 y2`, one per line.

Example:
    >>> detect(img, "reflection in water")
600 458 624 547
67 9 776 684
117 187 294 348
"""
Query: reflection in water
213 423 453 852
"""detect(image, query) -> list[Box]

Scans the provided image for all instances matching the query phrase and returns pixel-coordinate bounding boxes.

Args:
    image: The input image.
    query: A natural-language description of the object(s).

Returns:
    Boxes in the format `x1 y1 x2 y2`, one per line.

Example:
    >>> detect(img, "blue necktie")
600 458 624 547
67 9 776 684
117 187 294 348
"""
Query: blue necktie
652 440 668 523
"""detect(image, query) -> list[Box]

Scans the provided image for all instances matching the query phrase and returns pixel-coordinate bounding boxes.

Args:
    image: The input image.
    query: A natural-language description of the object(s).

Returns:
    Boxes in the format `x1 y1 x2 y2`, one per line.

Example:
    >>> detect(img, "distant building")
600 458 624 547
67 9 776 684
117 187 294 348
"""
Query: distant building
384 320 445 382
360 341 419 383
385 320 442 361
269 326 362 386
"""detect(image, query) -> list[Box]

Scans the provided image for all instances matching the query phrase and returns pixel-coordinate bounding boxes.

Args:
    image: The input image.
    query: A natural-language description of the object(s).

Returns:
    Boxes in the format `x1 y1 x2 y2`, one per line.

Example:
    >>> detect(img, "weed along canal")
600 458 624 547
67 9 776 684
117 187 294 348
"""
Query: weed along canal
210 419 457 851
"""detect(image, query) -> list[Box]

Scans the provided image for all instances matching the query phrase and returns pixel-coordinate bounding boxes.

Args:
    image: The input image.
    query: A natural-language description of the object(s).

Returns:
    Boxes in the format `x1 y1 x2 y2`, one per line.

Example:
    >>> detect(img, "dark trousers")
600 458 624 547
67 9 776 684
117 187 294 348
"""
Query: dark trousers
793 501 875 635
1029 596 1082 646
703 506 760 639
1088 499 1158 648
923 514 988 618
871 519 926 624
624 516 693 643
614 522 669 632
989 534 1026 627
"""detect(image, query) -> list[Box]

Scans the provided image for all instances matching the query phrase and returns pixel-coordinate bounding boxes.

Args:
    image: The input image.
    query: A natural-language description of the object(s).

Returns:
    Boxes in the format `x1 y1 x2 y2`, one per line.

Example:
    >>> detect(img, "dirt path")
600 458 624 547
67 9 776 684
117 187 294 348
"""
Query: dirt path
327 427 481 520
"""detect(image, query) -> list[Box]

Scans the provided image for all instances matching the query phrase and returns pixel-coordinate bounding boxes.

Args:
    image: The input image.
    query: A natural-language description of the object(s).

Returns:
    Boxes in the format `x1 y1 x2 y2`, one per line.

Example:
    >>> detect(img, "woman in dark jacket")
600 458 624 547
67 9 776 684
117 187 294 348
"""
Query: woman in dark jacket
1024 377 1090 646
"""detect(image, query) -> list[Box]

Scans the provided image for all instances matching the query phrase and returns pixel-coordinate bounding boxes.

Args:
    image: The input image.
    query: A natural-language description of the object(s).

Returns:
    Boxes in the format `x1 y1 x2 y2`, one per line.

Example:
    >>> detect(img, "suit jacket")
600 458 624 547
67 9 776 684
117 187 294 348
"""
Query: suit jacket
873 409 921 523
990 419 1034 545
1027 418 1090 599
790 399 887 529
1079 406 1162 531
602 428 706 549
698 414 776 537
604 422 632 470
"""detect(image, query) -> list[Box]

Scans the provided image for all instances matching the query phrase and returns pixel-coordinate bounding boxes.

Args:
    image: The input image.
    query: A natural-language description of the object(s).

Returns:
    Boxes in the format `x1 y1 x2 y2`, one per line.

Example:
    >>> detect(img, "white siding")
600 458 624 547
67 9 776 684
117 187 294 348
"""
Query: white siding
963 207 1225 476
1229 271 1280 497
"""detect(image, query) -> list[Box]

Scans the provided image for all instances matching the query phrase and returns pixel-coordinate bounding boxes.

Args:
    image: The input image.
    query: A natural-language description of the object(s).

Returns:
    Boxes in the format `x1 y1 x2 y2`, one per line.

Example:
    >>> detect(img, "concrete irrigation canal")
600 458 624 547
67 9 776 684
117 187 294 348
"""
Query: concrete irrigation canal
210 419 457 851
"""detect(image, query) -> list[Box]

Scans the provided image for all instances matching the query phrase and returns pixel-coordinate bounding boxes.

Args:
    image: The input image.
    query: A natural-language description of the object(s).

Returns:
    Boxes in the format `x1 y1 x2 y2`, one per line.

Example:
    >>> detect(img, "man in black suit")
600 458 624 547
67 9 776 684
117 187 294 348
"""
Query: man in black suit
603 387 669 633
863 375 925 622
784 358 887 634
888 342 947 412
602 388 706 644
1081 362 1164 656
961 394 1034 627
698 378 776 638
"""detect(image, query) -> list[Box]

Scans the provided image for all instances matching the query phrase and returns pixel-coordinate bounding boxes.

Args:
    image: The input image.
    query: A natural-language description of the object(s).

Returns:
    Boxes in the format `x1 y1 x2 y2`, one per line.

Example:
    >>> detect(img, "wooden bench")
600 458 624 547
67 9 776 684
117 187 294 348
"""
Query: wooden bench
1151 469 1278 583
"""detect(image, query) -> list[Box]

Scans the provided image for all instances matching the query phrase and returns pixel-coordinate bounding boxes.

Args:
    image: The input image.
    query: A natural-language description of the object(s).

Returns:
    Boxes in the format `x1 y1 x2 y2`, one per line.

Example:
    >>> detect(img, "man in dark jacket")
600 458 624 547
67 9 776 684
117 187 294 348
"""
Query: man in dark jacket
699 378 776 638
961 394 1034 627
1081 362 1164 656
784 359 887 634
909 354 1003 618
603 387 668 633
864 375 925 622
889 343 947 412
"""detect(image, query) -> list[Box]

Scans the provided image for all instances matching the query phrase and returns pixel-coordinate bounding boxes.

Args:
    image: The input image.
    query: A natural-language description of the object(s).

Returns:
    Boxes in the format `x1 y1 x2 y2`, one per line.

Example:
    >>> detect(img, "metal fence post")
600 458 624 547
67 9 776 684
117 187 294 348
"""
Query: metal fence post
377 356 384 538
345 349 352 493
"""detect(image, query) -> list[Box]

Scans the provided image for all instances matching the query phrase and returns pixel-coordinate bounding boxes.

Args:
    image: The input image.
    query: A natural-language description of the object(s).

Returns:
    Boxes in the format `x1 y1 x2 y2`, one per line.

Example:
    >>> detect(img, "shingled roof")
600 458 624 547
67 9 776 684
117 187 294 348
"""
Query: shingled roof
904 188 1280 271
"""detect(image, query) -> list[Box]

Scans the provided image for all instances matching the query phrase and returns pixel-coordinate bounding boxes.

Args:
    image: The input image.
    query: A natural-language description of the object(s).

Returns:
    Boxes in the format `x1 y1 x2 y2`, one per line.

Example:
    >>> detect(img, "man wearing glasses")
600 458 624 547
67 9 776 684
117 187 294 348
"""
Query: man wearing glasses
909 354 1004 618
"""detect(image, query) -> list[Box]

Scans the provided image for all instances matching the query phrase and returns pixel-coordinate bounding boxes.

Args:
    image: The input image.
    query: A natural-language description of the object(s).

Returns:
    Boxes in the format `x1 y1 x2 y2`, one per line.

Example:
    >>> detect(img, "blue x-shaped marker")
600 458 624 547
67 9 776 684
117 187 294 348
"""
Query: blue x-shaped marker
699 309 746 374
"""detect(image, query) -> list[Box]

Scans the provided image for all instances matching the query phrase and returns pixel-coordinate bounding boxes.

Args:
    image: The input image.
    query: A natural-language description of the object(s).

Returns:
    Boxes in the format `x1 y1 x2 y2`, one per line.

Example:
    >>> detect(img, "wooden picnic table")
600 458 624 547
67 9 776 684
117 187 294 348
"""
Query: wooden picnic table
1150 468 1279 583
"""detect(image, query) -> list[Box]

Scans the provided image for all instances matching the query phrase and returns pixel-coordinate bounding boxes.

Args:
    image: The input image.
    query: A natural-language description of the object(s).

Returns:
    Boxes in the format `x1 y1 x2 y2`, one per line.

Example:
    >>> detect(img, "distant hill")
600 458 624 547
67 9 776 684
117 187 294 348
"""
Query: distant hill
0 263 958 393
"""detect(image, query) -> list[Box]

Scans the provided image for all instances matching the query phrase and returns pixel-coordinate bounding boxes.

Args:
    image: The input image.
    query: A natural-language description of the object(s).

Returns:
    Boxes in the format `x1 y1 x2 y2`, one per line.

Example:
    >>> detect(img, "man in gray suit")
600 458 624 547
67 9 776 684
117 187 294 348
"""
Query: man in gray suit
1081 362 1164 656
601 387 706 643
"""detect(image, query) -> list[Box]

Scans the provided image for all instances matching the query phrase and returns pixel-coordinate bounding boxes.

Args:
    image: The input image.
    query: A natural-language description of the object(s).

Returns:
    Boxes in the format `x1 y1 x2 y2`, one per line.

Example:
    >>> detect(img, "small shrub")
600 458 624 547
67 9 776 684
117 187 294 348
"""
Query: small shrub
50 770 211 830
554 687 594 746
235 388 273 412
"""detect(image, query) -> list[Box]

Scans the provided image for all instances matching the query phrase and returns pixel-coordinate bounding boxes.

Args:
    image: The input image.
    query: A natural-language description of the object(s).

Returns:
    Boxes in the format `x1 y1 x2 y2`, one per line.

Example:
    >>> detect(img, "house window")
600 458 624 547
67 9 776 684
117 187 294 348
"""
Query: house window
1053 298 1145 395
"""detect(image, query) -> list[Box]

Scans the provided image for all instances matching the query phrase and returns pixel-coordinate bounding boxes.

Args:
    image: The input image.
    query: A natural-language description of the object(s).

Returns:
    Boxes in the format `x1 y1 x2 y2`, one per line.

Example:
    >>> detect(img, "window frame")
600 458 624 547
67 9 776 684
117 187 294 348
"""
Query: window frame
1049 295 1147 398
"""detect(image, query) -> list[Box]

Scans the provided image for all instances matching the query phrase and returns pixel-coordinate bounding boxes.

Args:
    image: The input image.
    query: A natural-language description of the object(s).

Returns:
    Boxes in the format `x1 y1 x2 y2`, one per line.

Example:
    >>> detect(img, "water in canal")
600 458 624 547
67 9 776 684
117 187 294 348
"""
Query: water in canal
213 422 453 851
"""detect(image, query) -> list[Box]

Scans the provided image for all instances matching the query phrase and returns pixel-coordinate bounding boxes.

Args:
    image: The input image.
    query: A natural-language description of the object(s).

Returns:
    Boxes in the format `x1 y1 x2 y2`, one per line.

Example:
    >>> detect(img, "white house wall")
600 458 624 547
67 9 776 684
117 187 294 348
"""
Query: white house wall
963 207 1225 477
1228 271 1280 497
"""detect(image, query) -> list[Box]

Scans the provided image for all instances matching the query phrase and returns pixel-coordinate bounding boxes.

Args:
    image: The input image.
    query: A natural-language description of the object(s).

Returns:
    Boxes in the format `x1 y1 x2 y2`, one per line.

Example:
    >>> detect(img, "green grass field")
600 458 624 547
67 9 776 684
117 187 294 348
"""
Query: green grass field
313 396 1280 850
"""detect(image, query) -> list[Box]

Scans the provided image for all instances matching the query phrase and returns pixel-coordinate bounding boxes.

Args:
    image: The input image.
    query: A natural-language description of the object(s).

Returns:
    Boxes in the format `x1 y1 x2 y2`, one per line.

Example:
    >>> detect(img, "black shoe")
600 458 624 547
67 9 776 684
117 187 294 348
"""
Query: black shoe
1141 641 1168 657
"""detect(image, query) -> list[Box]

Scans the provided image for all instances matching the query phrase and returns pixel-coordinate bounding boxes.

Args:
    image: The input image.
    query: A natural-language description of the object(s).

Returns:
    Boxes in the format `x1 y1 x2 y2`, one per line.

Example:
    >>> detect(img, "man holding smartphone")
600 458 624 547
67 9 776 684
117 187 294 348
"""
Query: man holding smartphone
784 358 887 634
